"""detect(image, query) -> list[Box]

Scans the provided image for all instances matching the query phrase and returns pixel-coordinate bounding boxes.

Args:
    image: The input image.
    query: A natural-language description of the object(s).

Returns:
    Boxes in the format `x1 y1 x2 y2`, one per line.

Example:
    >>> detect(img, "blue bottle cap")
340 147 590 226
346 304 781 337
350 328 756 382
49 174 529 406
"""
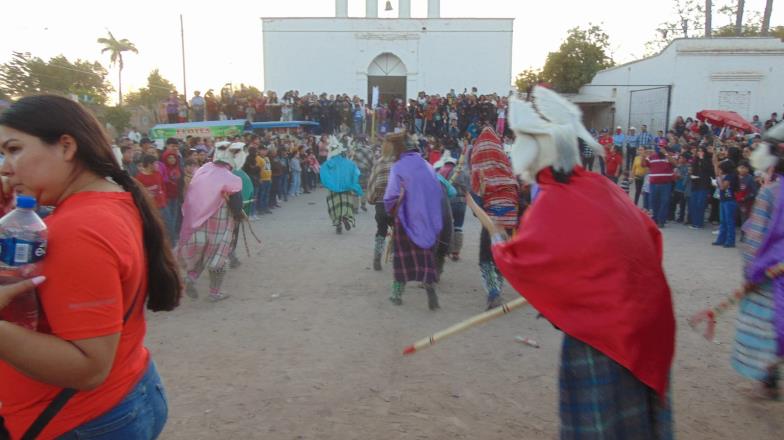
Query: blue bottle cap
16 195 37 209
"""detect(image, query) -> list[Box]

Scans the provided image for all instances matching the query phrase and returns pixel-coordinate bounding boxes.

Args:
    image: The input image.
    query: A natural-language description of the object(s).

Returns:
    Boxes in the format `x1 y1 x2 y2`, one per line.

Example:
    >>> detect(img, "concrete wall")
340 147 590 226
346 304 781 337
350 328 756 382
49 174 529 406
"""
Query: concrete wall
580 37 784 132
261 18 513 100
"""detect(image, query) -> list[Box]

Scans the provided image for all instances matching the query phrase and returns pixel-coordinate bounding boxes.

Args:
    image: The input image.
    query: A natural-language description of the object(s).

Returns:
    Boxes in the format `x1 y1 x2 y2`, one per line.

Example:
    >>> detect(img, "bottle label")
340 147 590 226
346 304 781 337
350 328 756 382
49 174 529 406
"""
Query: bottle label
0 238 47 266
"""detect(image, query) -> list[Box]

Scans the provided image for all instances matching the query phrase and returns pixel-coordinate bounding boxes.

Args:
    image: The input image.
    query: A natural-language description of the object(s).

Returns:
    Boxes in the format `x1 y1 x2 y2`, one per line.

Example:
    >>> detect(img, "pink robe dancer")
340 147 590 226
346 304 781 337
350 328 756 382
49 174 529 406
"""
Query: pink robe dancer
177 161 242 302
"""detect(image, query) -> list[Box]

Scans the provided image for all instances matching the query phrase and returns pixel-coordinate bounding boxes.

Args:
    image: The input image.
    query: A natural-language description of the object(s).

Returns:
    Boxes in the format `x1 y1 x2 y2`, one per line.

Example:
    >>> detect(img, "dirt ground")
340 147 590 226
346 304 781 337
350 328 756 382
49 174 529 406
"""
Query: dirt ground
147 188 783 439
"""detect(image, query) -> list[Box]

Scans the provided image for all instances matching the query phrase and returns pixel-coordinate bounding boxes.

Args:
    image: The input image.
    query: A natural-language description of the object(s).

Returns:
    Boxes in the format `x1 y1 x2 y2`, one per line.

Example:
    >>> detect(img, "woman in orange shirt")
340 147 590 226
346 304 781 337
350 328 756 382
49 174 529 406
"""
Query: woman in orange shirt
0 95 181 439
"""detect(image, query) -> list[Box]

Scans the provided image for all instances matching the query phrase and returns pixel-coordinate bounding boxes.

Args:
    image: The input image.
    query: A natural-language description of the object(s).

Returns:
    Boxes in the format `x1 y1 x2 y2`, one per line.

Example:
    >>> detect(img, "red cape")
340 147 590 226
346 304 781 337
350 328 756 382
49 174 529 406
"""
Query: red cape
492 167 675 395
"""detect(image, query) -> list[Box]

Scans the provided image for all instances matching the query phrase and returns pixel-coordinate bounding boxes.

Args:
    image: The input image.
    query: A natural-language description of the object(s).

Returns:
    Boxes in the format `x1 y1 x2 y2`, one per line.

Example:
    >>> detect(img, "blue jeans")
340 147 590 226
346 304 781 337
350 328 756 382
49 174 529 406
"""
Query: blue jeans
689 189 708 227
59 361 168 440
650 183 672 225
277 175 288 202
162 199 179 244
716 200 737 246
289 172 301 196
256 180 271 213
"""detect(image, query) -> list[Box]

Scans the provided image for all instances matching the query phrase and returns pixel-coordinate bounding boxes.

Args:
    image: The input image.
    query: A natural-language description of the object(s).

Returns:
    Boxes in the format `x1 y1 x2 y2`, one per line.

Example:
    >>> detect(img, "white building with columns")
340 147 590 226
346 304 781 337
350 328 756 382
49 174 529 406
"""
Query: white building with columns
261 0 513 104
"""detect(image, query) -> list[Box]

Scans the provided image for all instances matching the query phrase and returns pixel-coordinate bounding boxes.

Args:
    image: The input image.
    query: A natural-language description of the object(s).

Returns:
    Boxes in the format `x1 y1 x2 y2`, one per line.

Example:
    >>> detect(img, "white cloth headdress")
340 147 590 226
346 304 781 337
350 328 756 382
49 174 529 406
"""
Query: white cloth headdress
327 135 346 159
508 86 603 182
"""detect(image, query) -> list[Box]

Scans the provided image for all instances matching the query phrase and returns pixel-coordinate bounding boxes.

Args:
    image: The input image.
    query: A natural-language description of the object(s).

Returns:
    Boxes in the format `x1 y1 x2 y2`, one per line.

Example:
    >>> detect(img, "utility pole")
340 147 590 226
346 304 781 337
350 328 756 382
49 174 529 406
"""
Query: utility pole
180 14 187 102
735 0 745 36
762 0 774 36
705 0 713 37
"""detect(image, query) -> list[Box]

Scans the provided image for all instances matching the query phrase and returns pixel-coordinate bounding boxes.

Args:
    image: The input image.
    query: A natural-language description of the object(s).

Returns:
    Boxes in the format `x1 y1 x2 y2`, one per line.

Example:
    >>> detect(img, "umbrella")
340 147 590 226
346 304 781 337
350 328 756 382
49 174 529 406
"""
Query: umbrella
696 110 759 133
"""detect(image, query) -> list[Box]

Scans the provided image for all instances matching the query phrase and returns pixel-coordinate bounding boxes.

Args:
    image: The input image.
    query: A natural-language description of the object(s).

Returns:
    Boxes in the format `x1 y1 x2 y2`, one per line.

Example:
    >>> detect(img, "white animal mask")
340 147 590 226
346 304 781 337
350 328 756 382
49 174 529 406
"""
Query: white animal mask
508 86 603 183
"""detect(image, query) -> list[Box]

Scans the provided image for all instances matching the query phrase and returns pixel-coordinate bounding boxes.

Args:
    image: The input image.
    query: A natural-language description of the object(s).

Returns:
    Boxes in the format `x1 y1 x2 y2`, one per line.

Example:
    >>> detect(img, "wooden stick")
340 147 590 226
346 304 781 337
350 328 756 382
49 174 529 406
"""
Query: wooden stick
403 297 529 355
466 191 502 235
689 261 784 341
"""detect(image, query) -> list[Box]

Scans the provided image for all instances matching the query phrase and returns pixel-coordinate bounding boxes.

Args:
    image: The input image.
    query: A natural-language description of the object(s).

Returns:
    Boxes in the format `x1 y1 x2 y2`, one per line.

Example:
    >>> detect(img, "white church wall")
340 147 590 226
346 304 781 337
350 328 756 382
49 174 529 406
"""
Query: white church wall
582 38 784 132
262 18 513 101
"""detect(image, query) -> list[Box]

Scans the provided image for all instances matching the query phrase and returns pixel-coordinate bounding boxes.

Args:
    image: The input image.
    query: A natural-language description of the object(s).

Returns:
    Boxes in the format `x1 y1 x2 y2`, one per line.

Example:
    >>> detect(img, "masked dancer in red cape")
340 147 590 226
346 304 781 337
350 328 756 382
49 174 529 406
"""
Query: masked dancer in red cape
492 86 676 439
469 127 520 310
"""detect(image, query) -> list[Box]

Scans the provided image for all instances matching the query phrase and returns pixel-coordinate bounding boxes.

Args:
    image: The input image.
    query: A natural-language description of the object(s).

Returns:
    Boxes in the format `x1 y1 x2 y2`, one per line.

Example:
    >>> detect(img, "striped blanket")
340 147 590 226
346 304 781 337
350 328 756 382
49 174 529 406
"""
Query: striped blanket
326 191 356 227
469 128 519 228
178 204 235 276
733 182 781 380
393 218 437 284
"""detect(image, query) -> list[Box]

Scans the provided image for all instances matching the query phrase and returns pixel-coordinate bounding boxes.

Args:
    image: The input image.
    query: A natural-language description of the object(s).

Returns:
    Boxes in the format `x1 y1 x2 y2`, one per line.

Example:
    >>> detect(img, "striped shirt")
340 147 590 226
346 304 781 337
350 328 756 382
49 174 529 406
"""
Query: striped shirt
643 156 674 184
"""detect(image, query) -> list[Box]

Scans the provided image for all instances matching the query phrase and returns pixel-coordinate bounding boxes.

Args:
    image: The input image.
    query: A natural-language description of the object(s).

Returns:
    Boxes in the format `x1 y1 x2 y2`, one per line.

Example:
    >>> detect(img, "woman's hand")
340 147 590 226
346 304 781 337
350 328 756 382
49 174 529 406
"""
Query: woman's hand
0 277 45 311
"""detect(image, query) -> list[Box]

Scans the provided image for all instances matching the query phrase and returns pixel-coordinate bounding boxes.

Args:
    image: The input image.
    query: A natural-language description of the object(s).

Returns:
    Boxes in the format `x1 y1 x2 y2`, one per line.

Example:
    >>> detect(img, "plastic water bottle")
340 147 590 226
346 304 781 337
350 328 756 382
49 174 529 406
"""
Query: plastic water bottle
0 196 47 330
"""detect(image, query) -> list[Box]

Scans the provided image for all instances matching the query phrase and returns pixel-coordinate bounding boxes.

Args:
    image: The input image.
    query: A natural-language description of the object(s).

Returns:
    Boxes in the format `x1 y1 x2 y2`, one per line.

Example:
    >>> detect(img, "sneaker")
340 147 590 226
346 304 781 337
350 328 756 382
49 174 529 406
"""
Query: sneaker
389 296 402 306
723 244 736 248
208 292 230 302
711 241 722 246
712 229 720 235
342 217 352 231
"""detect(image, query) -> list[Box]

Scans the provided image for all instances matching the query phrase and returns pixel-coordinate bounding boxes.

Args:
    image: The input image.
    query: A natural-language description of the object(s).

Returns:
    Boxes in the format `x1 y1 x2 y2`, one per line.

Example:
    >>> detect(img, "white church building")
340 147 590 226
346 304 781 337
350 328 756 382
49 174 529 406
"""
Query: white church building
575 37 784 133
261 0 513 104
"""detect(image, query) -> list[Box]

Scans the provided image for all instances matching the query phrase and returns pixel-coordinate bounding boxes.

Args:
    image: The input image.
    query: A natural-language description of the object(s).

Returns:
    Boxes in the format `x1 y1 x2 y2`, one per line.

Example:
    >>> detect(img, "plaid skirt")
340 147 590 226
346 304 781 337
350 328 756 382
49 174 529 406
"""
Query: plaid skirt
178 204 235 276
326 191 356 227
559 335 673 440
393 219 437 284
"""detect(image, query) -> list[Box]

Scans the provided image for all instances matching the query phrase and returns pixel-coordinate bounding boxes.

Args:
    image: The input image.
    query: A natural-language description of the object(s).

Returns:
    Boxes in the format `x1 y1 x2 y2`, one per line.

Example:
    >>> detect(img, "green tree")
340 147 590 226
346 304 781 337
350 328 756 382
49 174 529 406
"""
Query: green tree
124 69 177 122
514 68 543 94
0 52 112 103
0 52 37 98
97 31 138 105
540 25 615 93
102 105 132 133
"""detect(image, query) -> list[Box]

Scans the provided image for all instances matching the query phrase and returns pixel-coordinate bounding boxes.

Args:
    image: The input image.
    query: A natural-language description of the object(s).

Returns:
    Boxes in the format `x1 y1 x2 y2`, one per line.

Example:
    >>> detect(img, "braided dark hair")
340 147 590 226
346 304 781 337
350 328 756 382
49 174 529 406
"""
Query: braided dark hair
0 95 181 312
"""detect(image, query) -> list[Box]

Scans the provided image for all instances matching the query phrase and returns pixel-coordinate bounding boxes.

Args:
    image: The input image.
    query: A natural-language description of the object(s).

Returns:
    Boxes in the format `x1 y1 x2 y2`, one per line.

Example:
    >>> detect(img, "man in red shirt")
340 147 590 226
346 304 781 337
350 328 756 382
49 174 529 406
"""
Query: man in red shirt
598 129 614 176
643 147 676 227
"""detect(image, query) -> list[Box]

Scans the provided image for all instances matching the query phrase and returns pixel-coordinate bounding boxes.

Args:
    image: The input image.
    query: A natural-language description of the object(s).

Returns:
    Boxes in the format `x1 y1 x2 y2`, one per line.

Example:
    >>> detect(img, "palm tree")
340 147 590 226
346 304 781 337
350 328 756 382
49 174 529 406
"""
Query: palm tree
97 31 138 105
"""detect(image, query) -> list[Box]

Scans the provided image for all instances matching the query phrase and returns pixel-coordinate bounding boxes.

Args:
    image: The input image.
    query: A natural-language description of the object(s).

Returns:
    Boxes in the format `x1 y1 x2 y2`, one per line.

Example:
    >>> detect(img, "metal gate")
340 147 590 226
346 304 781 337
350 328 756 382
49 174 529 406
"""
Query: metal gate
628 86 670 133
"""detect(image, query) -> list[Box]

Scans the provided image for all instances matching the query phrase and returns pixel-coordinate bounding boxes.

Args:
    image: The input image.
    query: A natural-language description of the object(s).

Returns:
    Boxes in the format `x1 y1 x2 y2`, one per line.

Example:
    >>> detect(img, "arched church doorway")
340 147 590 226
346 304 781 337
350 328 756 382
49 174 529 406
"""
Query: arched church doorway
367 53 407 106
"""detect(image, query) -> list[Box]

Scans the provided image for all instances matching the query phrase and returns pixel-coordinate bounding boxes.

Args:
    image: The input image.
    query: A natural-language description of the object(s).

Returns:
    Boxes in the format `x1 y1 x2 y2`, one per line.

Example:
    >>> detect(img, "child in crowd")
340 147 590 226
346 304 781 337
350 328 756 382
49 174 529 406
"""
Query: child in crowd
641 173 651 215
670 155 689 223
736 160 757 224
712 160 739 248
619 172 631 195
135 155 168 216
183 158 199 193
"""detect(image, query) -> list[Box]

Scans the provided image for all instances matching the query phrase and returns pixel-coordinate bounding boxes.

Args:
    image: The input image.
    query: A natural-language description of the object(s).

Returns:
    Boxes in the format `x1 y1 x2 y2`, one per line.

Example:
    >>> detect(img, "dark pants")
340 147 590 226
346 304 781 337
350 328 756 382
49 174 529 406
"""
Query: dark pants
650 182 672 226
633 177 644 206
625 146 637 172
450 199 467 230
584 156 595 171
270 176 282 207
709 197 720 223
374 203 391 237
716 200 738 246
689 188 708 227
669 191 686 222
256 180 271 213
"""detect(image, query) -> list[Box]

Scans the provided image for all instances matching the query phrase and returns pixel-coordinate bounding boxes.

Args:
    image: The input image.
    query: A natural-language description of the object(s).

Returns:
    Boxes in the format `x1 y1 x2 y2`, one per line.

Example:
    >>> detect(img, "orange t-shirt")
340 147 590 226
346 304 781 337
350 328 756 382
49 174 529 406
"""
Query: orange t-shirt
0 192 149 440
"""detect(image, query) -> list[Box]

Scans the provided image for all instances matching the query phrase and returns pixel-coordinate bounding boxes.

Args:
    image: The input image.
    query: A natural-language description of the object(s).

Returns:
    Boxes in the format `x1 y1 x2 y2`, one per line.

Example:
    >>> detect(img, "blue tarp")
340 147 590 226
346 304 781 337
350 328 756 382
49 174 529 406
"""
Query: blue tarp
250 121 320 129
